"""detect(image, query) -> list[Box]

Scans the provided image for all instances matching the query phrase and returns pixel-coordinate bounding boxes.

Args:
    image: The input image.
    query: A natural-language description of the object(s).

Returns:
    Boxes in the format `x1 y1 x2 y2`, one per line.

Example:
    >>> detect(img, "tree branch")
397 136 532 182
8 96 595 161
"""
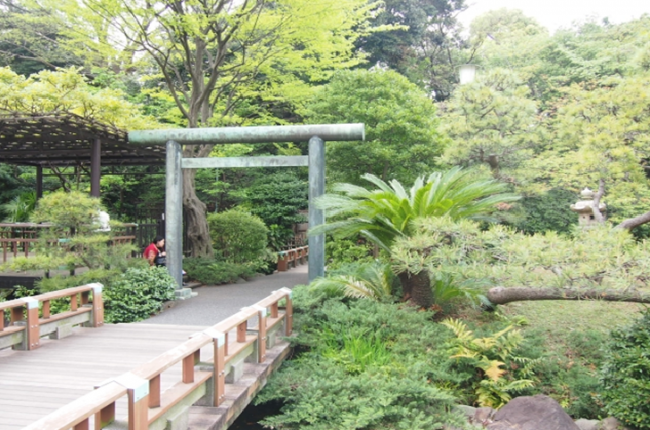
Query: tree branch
616 210 650 231
487 286 650 305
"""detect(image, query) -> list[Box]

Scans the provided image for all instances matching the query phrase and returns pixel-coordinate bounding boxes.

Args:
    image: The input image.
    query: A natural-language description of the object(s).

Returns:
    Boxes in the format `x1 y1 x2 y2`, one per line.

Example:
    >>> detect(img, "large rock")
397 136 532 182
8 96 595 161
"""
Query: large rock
486 395 580 430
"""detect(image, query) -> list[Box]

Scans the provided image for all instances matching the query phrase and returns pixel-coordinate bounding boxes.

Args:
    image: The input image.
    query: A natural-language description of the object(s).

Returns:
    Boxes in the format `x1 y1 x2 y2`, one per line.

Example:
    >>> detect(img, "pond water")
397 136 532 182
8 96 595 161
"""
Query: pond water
229 401 283 429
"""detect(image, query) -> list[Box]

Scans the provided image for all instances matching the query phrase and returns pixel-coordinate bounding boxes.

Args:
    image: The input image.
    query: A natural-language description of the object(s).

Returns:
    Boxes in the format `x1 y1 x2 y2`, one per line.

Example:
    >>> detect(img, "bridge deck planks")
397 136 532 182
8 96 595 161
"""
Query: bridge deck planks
0 323 216 430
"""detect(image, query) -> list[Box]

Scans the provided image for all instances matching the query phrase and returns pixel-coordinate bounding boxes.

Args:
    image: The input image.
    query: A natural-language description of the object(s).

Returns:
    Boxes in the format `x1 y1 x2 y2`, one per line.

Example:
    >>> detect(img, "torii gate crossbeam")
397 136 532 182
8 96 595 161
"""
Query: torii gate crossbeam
129 124 365 292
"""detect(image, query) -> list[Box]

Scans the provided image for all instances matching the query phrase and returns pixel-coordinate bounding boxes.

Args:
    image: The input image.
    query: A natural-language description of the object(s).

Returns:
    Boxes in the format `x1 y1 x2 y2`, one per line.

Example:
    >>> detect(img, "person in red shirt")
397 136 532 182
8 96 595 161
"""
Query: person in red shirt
144 236 166 267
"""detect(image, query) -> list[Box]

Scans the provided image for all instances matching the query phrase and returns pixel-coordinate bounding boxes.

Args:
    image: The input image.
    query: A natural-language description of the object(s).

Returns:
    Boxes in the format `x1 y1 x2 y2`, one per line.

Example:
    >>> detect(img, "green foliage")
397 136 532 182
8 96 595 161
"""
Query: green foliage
391 216 650 293
1 191 36 222
511 188 578 235
311 261 398 302
442 318 538 408
524 327 606 418
256 294 468 429
103 267 176 323
207 209 268 264
325 236 374 271
305 69 445 185
238 172 308 250
439 68 541 175
356 0 467 100
600 309 650 428
183 258 259 285
313 167 519 252
0 67 159 130
4 190 137 274
431 272 491 312
320 328 394 375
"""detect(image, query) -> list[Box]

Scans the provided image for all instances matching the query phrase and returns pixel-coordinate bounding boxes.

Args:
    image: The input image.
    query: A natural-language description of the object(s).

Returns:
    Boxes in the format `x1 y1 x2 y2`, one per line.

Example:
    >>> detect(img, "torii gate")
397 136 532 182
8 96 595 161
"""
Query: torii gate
129 124 365 292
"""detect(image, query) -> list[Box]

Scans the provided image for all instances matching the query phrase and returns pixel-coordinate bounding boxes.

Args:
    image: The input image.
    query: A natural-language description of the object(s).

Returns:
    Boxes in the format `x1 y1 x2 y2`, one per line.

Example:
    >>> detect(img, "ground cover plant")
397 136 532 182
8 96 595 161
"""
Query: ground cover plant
183 258 260 285
255 286 471 430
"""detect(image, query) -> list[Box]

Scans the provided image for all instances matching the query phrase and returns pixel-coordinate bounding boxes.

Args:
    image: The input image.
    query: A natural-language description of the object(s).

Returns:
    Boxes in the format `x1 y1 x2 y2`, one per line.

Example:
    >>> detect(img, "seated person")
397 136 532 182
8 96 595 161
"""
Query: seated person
144 236 166 267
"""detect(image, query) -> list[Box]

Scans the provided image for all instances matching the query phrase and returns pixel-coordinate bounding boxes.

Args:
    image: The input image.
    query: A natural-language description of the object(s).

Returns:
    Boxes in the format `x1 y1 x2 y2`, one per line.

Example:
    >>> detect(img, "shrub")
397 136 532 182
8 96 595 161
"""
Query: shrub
103 267 176 323
207 209 268 263
183 258 258 285
600 309 650 428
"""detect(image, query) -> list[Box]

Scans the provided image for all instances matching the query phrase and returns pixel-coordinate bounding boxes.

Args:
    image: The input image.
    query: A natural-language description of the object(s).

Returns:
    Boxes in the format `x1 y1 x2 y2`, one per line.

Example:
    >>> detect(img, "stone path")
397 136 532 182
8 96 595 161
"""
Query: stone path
143 265 308 326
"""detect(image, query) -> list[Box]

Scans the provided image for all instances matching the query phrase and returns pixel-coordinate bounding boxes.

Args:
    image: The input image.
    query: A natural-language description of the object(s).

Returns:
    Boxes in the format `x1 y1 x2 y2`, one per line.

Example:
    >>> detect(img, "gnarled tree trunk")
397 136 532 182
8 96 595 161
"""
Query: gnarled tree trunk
487 286 650 305
182 144 215 258
399 270 433 308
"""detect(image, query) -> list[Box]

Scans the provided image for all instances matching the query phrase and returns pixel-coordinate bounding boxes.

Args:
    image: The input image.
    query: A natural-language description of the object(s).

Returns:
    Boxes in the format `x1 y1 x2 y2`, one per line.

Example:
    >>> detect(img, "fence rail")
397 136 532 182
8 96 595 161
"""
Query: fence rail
0 223 137 264
21 287 293 430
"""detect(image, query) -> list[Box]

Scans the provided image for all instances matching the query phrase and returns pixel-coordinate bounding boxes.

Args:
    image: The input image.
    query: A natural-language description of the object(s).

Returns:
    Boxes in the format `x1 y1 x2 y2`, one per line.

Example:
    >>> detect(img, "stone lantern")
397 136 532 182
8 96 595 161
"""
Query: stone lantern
570 188 606 226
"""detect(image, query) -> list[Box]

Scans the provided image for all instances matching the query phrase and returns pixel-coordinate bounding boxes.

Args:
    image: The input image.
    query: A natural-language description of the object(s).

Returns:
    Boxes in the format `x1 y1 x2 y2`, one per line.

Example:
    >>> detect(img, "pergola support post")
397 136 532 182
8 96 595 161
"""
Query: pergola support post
308 136 325 282
165 140 184 290
36 166 43 199
90 138 101 198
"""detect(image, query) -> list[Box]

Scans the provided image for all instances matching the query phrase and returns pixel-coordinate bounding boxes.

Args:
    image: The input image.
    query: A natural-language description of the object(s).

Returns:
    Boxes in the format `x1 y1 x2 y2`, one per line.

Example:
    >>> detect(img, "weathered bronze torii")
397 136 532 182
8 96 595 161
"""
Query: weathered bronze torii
129 124 365 291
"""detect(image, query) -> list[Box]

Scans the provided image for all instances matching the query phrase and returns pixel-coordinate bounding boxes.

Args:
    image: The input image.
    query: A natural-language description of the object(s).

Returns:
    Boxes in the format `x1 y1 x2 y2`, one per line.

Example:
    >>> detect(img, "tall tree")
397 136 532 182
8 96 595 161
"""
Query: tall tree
355 0 468 100
438 68 541 179
305 69 445 185
18 0 380 256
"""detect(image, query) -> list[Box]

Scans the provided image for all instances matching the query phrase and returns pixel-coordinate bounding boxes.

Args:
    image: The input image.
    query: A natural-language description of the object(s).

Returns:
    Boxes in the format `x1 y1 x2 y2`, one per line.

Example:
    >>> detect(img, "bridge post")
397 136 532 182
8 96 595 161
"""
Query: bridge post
24 297 40 350
115 373 150 430
202 329 226 407
91 283 104 327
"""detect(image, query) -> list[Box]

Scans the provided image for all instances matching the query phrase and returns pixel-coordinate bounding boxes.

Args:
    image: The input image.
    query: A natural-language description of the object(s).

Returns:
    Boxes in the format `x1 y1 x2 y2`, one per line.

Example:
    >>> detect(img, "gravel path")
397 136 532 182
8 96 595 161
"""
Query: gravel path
142 265 308 326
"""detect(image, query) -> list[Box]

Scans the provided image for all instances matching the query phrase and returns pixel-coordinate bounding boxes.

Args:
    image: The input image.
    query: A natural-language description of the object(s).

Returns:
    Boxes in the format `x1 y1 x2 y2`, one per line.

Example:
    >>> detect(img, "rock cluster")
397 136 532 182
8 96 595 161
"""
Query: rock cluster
449 395 633 430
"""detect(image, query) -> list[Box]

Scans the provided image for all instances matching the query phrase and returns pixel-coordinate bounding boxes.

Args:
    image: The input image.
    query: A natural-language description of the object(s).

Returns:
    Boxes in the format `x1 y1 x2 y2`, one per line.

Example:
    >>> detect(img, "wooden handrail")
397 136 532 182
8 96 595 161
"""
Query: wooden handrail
19 288 294 430
0 283 104 349
23 382 127 430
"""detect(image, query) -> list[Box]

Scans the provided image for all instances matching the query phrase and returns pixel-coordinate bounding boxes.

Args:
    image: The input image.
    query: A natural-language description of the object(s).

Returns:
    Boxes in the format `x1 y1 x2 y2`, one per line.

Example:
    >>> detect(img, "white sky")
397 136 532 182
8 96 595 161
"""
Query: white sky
458 0 650 33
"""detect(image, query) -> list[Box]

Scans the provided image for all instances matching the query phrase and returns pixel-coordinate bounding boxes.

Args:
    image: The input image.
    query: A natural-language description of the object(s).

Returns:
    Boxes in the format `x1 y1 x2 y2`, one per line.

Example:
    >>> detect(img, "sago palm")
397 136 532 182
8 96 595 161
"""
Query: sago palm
312 167 519 252
311 167 519 307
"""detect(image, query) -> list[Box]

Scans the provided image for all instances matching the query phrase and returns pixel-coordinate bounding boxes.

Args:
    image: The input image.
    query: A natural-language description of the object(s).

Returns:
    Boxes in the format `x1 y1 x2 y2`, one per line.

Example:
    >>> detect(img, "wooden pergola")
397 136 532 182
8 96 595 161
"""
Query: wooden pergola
0 112 166 197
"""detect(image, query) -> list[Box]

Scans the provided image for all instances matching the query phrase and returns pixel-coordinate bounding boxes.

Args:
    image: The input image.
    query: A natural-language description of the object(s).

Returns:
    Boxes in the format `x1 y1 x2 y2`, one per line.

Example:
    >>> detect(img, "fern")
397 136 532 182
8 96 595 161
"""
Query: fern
443 318 539 408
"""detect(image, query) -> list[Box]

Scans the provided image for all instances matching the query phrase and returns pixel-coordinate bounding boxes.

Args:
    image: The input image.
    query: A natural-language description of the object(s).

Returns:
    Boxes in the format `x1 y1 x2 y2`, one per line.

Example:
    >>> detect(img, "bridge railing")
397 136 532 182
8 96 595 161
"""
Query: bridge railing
23 287 294 430
0 283 103 350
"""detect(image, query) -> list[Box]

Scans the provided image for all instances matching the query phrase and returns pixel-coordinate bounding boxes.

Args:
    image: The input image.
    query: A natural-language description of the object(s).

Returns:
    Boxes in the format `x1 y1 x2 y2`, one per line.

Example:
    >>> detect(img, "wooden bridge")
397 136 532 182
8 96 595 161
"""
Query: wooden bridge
0 284 293 430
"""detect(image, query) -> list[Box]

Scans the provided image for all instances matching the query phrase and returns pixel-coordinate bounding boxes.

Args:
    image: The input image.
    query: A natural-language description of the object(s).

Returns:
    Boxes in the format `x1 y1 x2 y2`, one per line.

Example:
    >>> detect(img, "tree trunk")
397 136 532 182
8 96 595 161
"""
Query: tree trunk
487 286 650 305
399 270 433 308
182 168 214 258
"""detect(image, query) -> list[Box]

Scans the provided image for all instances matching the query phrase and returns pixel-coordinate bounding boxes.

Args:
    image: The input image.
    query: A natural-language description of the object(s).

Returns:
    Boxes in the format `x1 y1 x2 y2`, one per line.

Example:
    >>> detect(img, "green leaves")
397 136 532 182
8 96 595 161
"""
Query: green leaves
256 296 467 429
305 69 445 185
600 309 650 428
310 261 397 302
104 267 176 323
207 209 268 264
313 167 519 251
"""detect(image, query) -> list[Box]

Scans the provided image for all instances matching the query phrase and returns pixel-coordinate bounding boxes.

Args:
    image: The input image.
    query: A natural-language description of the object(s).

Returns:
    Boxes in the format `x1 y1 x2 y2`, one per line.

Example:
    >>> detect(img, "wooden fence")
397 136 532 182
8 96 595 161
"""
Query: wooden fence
15 287 293 430
0 223 137 264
